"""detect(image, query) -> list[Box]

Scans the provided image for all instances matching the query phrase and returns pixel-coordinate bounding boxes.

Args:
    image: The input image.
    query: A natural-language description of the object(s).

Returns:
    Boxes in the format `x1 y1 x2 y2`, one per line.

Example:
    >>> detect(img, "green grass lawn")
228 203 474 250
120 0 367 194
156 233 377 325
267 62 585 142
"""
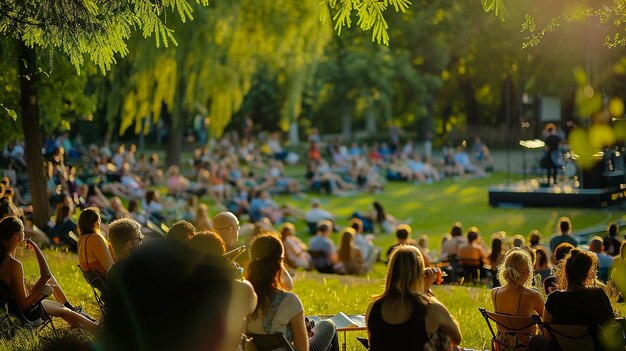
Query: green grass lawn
275 172 626 255
12 171 626 350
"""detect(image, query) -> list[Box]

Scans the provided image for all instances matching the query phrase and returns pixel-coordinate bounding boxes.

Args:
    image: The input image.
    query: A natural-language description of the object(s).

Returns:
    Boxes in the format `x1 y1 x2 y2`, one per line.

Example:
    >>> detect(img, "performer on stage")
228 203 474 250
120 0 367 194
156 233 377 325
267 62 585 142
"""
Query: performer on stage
542 123 562 186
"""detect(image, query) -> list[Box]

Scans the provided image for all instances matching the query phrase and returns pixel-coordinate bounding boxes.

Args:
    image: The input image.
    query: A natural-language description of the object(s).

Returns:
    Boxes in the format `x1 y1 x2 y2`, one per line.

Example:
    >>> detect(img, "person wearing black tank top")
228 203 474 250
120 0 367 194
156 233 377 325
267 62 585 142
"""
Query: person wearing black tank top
491 249 544 351
366 245 461 351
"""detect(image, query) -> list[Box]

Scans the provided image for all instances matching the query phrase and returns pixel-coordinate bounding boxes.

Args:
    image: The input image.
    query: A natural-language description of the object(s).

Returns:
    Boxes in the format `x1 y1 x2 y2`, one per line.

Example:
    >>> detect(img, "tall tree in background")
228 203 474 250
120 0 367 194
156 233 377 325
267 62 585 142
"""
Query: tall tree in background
0 0 208 227
102 0 332 165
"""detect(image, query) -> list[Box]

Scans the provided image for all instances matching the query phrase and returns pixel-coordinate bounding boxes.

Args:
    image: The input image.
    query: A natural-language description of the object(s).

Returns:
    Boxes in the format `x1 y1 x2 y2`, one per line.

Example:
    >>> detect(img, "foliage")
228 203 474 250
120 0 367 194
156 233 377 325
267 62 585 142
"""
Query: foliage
102 0 333 139
0 0 209 74
0 41 97 147
319 0 413 45
482 0 626 49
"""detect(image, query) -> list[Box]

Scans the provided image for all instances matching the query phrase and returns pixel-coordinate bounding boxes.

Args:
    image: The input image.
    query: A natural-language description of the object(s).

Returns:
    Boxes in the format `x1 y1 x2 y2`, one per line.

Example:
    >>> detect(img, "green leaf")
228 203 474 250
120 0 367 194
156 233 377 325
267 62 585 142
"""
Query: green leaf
1 105 17 121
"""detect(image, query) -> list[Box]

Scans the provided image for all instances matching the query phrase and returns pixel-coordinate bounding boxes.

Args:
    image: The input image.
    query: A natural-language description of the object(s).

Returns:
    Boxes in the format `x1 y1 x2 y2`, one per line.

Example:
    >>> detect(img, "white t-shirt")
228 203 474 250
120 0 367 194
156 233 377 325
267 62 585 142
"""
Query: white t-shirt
246 291 303 342
353 233 373 259
305 208 334 223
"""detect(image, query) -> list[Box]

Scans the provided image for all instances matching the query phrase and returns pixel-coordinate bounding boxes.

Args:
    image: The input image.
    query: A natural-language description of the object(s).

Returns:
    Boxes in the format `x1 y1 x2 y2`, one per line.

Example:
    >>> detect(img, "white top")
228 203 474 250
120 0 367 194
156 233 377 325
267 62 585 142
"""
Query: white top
353 233 373 259
246 291 303 342
441 236 468 259
305 208 334 223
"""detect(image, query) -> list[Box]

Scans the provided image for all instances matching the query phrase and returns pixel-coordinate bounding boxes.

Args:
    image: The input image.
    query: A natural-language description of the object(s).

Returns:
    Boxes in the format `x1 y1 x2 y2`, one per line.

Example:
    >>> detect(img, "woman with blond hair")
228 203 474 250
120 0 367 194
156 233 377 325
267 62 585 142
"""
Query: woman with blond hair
338 228 365 275
491 249 544 351
280 223 312 270
194 203 212 231
366 245 461 350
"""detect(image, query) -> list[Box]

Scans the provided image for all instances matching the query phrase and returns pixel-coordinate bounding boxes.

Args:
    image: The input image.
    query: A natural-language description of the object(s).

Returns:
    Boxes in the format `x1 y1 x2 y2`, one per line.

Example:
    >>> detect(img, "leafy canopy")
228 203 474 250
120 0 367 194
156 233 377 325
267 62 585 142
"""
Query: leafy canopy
0 0 208 74
320 0 412 45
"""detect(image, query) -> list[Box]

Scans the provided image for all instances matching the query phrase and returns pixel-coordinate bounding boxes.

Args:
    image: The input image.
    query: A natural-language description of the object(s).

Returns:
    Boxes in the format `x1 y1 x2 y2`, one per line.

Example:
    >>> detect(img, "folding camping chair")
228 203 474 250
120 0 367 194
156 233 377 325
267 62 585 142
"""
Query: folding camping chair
478 307 537 351
533 316 625 351
245 333 297 351
80 267 108 319
0 281 57 339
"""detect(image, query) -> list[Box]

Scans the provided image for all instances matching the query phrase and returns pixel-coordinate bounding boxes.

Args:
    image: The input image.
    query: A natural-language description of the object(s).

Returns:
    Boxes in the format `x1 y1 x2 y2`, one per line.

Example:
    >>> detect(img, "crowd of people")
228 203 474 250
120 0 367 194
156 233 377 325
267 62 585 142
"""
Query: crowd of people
1 131 625 351
3 130 491 219
1 196 625 351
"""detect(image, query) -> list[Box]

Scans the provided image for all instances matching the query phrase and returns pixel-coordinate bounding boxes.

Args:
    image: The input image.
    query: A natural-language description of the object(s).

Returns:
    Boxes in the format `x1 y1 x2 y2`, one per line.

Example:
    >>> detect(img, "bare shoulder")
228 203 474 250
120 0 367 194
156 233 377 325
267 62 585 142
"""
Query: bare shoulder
6 257 22 270
232 279 255 296
526 288 543 301
427 298 451 314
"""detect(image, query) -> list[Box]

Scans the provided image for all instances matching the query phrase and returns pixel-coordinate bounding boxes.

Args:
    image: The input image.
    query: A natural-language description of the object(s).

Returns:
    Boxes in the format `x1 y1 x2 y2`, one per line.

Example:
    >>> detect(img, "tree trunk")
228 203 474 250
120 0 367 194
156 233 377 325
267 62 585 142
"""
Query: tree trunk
165 75 186 167
418 97 434 159
458 77 480 125
341 109 352 141
19 43 49 228
365 105 376 135
288 121 299 146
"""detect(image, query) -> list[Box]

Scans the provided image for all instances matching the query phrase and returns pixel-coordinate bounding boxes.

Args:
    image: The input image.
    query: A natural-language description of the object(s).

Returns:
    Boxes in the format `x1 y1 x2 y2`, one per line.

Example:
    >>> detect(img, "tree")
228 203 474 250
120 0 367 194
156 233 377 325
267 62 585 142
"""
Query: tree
0 0 208 227
101 0 332 165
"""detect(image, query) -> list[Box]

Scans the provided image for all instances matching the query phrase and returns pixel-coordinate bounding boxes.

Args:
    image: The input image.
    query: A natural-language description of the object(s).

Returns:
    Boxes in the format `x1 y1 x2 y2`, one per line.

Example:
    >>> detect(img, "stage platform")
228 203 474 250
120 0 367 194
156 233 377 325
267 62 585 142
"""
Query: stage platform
489 179 626 208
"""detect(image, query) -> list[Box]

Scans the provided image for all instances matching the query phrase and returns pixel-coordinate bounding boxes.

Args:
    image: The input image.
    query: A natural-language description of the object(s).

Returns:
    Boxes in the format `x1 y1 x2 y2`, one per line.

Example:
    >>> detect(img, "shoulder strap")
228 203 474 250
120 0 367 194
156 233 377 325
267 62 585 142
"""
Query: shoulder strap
493 287 500 311
262 291 288 336
82 234 91 269
516 288 524 315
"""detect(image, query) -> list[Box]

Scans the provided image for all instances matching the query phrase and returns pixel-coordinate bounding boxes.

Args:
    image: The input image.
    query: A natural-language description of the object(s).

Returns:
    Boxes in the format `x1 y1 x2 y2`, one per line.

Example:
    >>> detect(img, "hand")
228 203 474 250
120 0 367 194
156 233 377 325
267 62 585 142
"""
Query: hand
424 267 443 286
24 238 38 251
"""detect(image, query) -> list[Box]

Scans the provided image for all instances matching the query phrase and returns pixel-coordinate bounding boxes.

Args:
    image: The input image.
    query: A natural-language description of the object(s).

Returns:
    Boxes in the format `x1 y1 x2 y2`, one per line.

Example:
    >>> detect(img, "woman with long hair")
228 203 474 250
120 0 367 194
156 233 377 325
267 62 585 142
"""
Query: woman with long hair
194 203 212 232
532 250 615 351
77 207 114 280
488 235 505 287
50 204 78 252
280 223 312 270
491 249 544 351
246 235 339 351
366 245 461 350
533 246 551 283
0 217 97 330
337 228 365 275
545 250 613 324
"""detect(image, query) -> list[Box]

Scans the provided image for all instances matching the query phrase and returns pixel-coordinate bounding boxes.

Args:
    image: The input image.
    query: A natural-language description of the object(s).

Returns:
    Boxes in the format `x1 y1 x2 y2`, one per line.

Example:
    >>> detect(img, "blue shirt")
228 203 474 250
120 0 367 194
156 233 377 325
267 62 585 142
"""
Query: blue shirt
549 234 579 252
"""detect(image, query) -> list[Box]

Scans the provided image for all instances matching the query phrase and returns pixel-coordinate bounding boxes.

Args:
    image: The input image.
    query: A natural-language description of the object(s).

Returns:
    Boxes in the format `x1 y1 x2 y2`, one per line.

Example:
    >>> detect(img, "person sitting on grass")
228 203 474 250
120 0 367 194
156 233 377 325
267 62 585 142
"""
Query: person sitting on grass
105 232 234 351
589 236 613 283
167 220 196 243
603 222 622 257
457 227 488 274
280 223 312 270
386 224 431 267
488 234 506 287
188 231 258 351
549 216 579 252
309 220 340 274
49 204 78 252
246 234 339 351
108 218 144 263
77 207 114 282
366 245 461 351
0 216 97 330
491 249 544 351
350 219 379 272
337 227 364 275
531 250 615 351
533 246 552 283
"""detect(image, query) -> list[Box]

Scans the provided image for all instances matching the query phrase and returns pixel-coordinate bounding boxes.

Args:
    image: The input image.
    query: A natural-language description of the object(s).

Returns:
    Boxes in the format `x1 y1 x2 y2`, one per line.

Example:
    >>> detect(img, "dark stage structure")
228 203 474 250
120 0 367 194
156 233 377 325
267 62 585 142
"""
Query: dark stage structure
489 149 626 208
